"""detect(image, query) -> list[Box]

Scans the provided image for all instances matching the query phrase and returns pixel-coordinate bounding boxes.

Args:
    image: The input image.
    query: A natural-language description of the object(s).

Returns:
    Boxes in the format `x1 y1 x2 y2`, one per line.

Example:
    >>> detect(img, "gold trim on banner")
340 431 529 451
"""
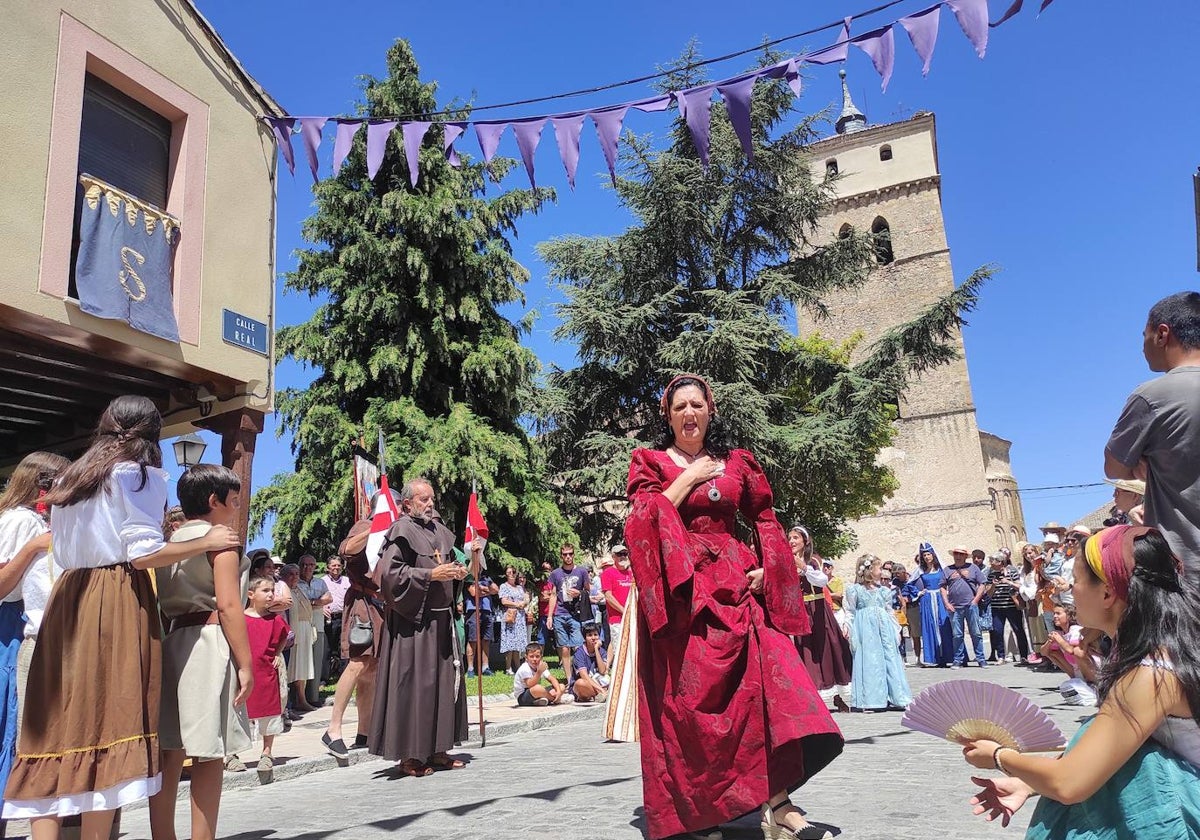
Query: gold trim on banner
78 174 182 243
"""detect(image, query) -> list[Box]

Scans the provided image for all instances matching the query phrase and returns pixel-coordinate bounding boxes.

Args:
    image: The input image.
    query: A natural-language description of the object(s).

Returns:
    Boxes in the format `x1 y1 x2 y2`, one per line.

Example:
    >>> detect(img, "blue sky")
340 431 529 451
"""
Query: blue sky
187 0 1200 554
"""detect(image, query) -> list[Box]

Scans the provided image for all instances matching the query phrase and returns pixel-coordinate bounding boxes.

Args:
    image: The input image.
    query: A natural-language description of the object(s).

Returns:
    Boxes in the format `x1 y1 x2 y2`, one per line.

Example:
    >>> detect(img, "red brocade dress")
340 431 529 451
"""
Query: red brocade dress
624 448 844 839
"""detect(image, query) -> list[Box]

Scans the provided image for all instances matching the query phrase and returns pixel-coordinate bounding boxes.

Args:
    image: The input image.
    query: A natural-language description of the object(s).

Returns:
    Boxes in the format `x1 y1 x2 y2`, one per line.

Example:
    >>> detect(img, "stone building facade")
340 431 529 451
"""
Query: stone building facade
798 74 1027 564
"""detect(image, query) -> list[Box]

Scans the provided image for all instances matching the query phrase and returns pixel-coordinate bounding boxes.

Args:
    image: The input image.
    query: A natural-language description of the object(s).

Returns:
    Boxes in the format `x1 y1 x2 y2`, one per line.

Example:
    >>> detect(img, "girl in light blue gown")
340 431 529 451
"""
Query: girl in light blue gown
845 554 912 712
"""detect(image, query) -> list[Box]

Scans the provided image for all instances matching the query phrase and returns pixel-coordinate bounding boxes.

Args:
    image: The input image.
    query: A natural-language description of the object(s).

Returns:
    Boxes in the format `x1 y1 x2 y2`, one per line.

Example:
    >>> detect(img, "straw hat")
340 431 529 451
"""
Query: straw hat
1039 521 1067 536
1105 478 1146 496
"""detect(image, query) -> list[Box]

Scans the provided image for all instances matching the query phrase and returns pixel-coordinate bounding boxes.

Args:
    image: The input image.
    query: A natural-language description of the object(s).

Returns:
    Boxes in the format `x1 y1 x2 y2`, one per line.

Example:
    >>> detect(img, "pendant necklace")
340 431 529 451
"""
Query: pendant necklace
707 478 722 502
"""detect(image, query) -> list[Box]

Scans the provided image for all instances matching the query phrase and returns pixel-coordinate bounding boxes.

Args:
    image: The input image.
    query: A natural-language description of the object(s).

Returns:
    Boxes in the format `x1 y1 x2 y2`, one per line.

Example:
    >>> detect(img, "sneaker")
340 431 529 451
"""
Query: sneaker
351 734 369 750
977 661 988 668
1025 654 1043 665
560 692 575 704
481 668 493 676
465 669 476 679
224 755 245 773
256 755 274 784
949 664 962 670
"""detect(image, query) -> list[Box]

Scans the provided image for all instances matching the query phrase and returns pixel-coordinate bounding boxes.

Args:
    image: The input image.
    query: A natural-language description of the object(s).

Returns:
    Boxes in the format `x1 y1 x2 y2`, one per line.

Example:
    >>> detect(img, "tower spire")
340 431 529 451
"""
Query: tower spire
835 68 867 135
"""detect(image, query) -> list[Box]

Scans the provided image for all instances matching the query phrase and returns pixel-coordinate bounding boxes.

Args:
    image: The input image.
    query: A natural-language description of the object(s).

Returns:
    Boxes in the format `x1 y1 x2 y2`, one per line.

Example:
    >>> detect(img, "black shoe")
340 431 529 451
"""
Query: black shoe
323 732 349 759
351 734 369 750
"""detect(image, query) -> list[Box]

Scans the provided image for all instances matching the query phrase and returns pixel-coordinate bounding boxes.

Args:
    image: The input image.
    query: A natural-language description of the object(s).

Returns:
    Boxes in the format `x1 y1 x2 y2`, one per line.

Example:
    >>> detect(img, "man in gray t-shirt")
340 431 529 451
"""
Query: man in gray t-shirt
1105 292 1200 569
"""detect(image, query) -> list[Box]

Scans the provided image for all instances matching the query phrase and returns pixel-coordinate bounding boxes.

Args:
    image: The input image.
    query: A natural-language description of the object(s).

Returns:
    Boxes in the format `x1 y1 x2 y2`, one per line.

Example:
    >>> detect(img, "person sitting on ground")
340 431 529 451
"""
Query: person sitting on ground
1040 605 1083 679
963 526 1200 838
569 622 609 703
513 642 567 707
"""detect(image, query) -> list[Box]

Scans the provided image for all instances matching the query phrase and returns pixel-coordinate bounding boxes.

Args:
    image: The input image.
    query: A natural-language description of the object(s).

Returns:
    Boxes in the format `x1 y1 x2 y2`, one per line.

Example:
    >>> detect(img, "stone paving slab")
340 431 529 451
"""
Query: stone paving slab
104 660 1090 840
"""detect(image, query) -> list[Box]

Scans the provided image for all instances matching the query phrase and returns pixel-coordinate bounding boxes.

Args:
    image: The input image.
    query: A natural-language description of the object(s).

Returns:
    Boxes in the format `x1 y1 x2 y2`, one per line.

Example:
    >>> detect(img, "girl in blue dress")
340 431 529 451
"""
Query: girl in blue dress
903 542 954 667
846 555 912 712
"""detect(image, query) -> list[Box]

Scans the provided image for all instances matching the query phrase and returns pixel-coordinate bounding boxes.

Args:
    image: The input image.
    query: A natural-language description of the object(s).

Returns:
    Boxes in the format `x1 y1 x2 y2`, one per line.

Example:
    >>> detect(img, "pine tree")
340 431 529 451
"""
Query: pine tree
251 40 574 566
537 47 988 556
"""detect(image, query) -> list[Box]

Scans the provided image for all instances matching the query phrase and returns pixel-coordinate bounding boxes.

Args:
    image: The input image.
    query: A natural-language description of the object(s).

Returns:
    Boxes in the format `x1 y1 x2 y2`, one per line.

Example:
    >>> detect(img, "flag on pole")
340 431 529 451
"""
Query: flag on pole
352 446 380 522
365 474 399 572
463 492 488 550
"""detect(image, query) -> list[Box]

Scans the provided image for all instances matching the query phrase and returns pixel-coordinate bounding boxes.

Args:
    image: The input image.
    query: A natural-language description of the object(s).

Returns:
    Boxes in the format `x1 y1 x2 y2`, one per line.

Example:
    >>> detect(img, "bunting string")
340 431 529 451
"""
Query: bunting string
264 0 1053 189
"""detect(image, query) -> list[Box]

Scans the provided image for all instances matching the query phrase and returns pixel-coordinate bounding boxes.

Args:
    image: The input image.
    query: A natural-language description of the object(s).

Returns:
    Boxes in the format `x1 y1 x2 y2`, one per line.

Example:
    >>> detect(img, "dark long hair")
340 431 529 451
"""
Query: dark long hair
650 376 732 457
1082 530 1200 727
44 395 163 508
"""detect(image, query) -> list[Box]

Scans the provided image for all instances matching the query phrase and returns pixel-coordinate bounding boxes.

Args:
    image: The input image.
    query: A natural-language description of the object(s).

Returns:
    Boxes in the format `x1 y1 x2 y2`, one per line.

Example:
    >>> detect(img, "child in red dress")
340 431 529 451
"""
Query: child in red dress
243 576 290 783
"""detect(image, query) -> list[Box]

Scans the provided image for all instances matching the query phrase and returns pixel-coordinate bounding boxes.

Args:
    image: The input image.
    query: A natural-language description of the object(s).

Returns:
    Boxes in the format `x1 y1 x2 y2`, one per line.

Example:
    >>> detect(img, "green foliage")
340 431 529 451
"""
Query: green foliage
536 44 990 556
251 40 574 566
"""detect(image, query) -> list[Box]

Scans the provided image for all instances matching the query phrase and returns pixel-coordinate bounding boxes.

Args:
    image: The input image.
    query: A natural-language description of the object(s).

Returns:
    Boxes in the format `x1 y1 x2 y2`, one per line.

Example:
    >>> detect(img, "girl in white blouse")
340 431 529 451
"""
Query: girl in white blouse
1 396 239 840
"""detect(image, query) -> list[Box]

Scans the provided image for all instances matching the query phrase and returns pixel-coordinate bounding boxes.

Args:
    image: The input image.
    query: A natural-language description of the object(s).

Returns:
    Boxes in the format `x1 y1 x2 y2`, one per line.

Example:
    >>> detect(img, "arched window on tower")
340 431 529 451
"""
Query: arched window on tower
825 158 839 177
870 216 894 265
879 144 893 162
837 222 853 240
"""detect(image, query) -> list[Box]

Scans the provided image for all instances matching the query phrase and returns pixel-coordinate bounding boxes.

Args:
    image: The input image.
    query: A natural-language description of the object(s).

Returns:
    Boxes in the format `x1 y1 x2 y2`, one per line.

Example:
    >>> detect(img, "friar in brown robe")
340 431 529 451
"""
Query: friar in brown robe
368 480 469 771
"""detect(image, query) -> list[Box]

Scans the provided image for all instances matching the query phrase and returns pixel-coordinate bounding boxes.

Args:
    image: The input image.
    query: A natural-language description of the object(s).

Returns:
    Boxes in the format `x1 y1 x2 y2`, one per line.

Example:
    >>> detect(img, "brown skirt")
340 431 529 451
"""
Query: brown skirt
3 564 162 818
796 597 854 691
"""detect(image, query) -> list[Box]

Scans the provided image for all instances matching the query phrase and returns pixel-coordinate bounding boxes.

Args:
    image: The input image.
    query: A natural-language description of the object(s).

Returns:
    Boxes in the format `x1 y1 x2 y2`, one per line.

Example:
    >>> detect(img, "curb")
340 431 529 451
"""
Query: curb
123 701 607 809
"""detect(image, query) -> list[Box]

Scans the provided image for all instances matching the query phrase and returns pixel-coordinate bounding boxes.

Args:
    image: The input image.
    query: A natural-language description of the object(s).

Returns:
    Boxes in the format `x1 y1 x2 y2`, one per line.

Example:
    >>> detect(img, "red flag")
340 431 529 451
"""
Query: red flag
464 492 489 548
365 474 399 572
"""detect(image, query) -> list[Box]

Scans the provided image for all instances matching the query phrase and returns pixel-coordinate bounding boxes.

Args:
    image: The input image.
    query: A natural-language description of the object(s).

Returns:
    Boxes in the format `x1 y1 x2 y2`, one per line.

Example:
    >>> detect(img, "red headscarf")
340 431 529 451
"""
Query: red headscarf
660 373 716 419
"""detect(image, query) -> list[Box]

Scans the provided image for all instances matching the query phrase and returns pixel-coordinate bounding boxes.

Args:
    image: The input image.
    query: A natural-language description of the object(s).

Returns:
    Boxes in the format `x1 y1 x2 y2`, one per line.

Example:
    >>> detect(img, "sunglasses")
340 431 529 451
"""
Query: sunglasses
1064 537 1080 544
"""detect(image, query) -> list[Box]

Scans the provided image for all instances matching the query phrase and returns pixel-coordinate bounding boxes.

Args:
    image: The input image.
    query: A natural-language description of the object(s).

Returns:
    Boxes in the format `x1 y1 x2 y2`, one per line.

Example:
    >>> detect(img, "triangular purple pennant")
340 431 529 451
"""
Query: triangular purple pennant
807 17 852 65
676 87 715 168
716 75 757 160
990 0 1024 27
401 121 430 187
899 5 941 75
366 121 397 181
852 26 896 92
333 120 362 176
631 95 672 113
475 122 508 164
785 58 802 97
512 118 546 190
442 122 466 167
266 117 296 176
551 114 585 190
298 118 327 182
590 106 628 186
947 0 989 58
1039 0 1056 13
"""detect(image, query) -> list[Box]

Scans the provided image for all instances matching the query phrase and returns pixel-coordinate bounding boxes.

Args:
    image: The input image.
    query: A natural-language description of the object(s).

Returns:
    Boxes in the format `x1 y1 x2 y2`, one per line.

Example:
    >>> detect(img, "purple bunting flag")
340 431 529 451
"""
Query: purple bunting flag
442 122 467 167
402 121 430 187
590 106 628 186
717 75 757 160
298 117 327 182
678 87 715 168
990 0 1052 27
630 95 672 113
899 5 941 75
366 121 397 181
785 58 802 97
512 118 547 189
475 122 509 165
266 117 297 176
333 120 362 176
808 17 852 65
551 114 585 189
947 0 989 58
852 25 896 92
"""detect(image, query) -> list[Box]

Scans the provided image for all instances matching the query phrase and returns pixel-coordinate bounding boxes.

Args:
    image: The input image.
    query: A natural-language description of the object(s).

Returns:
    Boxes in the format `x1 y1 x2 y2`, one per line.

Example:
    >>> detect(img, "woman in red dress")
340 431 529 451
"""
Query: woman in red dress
625 374 843 840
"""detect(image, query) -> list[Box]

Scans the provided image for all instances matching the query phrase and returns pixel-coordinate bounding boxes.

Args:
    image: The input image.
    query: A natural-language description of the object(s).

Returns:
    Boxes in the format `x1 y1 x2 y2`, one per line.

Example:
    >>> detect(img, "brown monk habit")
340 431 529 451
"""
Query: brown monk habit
368 513 468 761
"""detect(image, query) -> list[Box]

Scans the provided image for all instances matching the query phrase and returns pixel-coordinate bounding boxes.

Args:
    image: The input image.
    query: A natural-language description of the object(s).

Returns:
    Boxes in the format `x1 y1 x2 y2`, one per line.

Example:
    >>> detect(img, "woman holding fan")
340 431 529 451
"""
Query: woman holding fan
962 525 1200 838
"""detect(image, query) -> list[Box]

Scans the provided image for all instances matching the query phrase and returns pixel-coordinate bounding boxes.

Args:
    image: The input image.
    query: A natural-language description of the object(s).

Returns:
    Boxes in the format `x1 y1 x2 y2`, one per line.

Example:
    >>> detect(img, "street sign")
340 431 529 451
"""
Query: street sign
221 309 269 356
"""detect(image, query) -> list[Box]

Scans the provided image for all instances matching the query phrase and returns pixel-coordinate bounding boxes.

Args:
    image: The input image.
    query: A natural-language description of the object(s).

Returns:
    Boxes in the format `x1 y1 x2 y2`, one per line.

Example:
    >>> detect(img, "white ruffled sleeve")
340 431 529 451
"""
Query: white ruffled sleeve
113 463 168 561
804 566 829 587
0 509 48 565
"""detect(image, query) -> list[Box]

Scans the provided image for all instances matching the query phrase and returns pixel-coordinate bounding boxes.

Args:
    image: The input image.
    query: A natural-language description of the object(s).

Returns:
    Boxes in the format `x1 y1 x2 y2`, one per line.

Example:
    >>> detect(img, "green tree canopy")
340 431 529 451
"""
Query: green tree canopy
251 40 574 567
537 46 988 557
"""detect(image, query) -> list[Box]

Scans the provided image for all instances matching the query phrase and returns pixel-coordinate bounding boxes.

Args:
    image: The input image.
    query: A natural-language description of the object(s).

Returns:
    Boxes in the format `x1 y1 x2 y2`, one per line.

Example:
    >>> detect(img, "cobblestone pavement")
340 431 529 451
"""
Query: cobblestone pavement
114 661 1087 840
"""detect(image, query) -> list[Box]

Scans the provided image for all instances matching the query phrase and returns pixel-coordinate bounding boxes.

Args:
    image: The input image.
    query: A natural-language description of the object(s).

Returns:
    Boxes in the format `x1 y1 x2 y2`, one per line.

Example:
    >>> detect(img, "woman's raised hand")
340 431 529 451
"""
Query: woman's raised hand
681 455 724 486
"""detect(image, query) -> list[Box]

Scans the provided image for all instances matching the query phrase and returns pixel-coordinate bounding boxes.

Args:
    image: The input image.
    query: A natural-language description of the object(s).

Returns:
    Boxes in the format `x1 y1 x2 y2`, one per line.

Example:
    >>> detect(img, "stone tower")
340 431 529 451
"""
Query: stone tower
798 71 1027 563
